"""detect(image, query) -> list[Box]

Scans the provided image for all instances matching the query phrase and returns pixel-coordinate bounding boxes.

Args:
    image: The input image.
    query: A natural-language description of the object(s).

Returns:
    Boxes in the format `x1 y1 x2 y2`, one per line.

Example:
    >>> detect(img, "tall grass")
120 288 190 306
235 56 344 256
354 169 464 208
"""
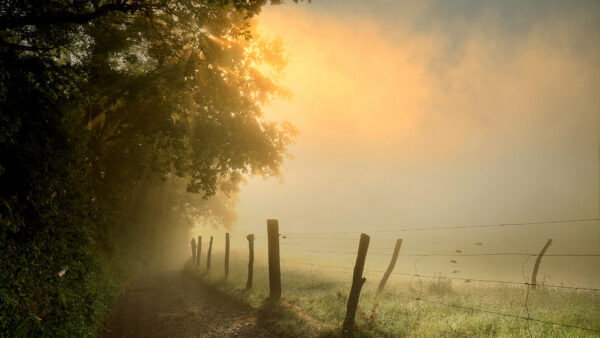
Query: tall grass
187 253 600 337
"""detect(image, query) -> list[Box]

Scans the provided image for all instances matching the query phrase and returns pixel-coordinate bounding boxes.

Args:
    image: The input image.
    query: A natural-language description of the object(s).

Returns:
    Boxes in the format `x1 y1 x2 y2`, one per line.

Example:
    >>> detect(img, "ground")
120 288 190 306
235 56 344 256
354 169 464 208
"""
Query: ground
101 270 275 338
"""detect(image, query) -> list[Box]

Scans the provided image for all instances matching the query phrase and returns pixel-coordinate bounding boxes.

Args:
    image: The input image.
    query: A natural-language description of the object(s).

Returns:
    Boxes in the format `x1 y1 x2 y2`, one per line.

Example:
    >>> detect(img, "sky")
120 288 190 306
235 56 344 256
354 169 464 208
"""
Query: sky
199 1 600 286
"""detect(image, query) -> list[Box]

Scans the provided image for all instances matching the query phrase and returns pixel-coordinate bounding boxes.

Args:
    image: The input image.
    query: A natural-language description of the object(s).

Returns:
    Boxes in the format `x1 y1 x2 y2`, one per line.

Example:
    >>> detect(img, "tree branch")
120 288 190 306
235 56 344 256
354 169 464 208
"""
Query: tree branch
0 40 52 52
0 2 149 31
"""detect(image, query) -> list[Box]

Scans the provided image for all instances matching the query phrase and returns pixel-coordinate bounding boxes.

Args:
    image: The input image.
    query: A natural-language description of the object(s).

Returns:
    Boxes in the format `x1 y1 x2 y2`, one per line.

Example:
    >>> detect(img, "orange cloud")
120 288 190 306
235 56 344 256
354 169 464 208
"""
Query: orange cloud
256 6 599 163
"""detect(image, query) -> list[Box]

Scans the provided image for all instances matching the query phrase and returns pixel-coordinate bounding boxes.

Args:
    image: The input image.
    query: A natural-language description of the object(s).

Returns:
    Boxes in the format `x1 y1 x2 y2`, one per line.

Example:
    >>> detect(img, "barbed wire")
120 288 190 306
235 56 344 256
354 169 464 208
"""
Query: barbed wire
283 236 362 241
279 258 600 292
395 294 600 334
278 247 600 258
192 216 600 334
281 259 354 271
281 217 599 236
193 252 600 293
389 272 600 292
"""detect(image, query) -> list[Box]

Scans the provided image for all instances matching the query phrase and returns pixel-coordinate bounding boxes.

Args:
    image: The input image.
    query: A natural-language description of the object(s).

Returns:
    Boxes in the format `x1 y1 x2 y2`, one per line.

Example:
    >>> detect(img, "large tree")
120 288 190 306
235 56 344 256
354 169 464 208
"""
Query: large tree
2 0 296 197
0 1 298 335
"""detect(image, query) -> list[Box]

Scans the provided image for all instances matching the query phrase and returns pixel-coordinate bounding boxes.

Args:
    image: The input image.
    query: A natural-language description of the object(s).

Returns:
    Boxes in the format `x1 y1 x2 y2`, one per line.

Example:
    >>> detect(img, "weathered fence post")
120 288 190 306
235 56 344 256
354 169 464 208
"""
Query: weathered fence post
377 238 402 294
342 233 370 335
207 236 213 272
267 219 281 299
246 234 254 289
190 238 197 264
225 232 230 279
531 238 552 289
196 235 201 267
197 236 202 269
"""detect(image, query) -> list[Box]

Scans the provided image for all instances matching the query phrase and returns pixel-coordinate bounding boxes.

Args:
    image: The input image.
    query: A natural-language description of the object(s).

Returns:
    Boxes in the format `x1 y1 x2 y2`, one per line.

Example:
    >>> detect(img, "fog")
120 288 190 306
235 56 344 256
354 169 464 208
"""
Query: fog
193 1 599 287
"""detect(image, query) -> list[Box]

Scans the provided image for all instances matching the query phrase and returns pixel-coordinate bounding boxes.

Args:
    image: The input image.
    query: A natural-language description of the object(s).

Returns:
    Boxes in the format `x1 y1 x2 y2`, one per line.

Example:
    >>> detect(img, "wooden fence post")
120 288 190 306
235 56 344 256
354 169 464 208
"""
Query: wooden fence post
225 233 230 279
197 236 202 269
246 234 254 289
531 239 552 289
342 233 370 335
377 238 402 294
190 238 196 264
196 236 202 267
207 236 213 272
267 219 281 299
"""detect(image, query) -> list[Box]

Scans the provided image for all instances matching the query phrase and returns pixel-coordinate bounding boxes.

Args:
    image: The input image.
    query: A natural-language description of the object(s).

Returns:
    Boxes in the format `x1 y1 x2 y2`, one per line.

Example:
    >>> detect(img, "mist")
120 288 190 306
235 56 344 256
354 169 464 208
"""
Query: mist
3 0 598 336
199 1 600 288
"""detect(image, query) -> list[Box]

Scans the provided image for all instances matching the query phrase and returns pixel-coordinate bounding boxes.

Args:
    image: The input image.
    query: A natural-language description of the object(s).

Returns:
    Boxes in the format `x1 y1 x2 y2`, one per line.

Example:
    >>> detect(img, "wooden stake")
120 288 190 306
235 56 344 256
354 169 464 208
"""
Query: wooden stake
225 232 230 279
190 238 196 264
377 238 402 294
246 234 254 289
267 219 281 299
197 236 202 269
342 233 370 335
207 236 213 272
196 236 201 267
531 239 552 289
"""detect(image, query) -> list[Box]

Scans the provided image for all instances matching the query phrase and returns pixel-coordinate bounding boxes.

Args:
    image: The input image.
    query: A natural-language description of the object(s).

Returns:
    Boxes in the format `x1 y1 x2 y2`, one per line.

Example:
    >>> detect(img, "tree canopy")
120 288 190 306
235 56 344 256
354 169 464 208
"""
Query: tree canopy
0 0 298 335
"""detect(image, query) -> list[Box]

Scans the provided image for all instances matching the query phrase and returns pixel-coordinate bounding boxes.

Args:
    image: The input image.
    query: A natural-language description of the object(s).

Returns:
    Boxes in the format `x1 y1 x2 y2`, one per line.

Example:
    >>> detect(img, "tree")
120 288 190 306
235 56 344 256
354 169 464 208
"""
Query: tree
0 1 298 335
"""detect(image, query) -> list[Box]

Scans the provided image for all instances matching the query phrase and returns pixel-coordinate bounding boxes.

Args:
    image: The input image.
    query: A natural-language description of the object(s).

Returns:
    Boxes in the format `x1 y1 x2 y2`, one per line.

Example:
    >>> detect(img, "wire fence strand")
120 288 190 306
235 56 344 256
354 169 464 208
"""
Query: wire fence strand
282 217 600 236
395 294 600 334
193 215 600 335
279 247 600 258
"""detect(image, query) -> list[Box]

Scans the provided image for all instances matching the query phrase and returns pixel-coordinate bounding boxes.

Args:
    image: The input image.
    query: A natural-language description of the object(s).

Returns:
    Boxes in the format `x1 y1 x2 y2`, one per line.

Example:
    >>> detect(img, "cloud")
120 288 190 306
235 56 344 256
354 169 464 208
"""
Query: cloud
257 4 599 162
233 2 599 276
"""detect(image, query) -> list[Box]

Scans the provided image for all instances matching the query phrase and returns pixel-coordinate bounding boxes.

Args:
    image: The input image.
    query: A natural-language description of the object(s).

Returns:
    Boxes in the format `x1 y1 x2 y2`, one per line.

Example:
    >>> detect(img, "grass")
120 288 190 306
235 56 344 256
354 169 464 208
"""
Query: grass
185 253 600 337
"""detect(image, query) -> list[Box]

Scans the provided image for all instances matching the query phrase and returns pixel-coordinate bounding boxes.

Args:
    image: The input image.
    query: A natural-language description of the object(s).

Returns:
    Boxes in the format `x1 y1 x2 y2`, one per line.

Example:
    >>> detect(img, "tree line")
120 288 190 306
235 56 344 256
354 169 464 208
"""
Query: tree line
0 0 298 335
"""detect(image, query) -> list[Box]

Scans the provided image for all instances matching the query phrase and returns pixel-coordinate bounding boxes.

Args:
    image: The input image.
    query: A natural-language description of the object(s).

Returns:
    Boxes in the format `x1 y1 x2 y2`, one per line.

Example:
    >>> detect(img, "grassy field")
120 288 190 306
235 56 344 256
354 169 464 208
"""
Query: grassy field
186 253 600 337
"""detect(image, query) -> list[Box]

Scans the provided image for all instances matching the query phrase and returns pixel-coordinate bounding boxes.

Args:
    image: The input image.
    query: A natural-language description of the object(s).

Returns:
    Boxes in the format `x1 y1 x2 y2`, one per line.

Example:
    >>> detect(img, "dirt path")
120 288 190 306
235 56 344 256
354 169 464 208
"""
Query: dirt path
102 270 275 338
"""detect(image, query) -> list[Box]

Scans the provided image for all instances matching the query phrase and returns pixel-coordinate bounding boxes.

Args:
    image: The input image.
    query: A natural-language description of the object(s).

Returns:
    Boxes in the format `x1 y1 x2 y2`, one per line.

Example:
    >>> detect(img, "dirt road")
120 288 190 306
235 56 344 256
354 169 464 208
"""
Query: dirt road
102 270 275 337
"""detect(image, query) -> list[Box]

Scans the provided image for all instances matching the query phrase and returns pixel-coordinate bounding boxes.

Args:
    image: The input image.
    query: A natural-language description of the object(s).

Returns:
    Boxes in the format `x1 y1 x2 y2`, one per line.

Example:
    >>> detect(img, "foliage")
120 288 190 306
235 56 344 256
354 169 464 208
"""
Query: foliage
0 0 298 335
356 303 378 333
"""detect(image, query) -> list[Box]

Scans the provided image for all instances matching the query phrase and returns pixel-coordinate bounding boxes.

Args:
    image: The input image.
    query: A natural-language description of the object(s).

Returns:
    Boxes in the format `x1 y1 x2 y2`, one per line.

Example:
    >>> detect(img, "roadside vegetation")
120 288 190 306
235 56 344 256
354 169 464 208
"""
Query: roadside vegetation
0 1 296 335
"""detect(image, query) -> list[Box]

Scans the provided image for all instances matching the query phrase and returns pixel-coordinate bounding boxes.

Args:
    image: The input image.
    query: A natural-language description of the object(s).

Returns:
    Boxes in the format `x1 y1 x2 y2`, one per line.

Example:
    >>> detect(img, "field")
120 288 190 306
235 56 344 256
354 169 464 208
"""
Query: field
186 251 600 337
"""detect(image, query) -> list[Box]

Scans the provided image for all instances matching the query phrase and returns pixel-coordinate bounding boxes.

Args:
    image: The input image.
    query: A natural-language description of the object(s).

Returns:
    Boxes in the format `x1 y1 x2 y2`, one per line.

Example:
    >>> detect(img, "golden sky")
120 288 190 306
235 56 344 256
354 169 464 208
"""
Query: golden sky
204 1 600 285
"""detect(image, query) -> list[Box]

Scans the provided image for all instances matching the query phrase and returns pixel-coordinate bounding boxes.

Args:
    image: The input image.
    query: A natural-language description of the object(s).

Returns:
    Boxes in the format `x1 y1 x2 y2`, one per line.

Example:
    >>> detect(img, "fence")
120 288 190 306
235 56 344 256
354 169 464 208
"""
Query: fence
188 217 600 336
